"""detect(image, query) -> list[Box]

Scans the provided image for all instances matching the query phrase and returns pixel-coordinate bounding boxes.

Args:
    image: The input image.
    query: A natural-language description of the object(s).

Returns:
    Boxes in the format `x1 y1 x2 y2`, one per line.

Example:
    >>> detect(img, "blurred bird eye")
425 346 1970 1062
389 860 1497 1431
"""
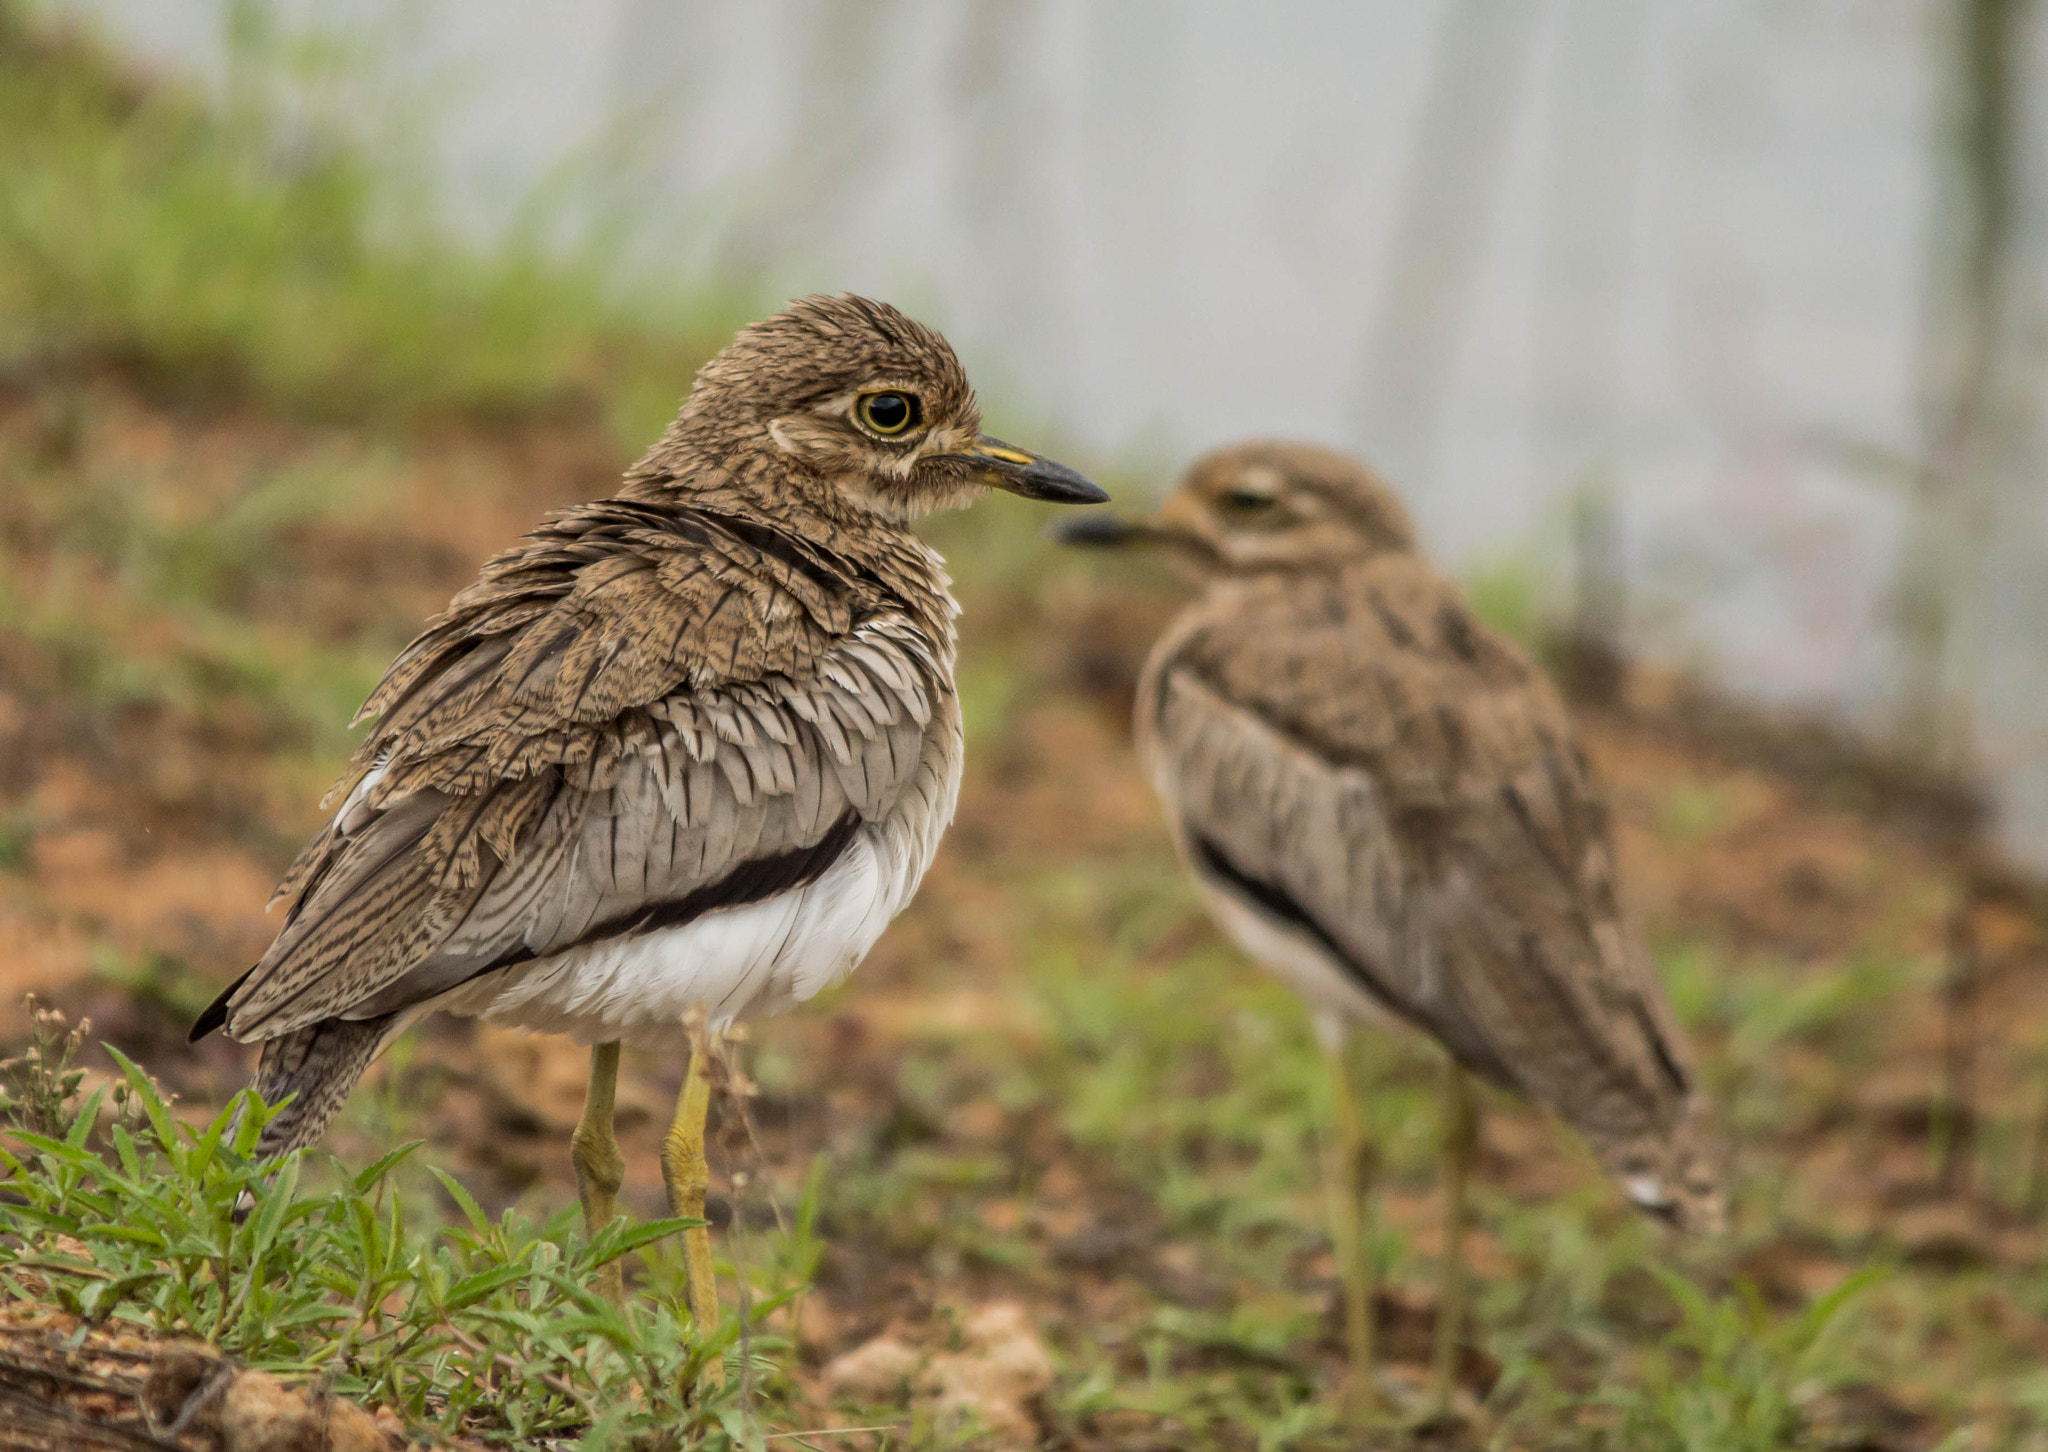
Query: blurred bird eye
1223 489 1277 513
857 391 920 436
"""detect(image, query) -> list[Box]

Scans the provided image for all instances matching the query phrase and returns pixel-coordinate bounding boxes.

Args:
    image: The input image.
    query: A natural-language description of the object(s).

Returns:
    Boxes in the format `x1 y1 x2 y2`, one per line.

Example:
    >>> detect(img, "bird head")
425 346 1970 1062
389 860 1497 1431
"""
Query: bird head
1051 440 1416 574
640 294 1104 523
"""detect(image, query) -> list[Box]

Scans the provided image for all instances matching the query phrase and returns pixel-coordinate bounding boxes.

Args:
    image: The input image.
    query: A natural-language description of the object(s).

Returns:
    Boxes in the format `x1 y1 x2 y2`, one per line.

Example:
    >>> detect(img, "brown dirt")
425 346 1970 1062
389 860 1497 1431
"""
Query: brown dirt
0 1303 414 1451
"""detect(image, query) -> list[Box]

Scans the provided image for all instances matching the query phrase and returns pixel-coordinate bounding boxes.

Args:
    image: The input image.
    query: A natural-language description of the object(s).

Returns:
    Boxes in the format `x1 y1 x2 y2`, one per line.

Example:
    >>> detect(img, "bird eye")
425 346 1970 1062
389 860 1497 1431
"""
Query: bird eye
857 391 920 436
1223 488 1278 513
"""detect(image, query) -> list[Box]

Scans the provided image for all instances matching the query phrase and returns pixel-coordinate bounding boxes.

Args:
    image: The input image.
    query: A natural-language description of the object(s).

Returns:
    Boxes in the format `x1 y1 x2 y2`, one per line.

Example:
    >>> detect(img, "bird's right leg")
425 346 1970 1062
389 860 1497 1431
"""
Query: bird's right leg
1319 1018 1379 1422
1431 1060 1479 1416
662 1016 724 1386
571 1041 626 1306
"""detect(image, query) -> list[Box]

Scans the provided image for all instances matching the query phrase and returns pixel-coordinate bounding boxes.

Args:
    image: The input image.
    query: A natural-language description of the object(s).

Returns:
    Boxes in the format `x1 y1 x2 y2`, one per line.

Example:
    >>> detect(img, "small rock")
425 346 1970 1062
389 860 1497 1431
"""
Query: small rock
822 1334 923 1401
925 1302 1054 1447
222 1367 392 1452
822 1306 1057 1446
143 1342 395 1452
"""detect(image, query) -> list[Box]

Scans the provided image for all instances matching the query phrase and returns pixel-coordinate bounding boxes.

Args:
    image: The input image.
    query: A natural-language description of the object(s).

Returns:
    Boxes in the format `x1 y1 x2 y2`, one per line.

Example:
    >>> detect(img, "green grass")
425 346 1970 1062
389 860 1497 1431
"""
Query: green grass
0 1005 816 1449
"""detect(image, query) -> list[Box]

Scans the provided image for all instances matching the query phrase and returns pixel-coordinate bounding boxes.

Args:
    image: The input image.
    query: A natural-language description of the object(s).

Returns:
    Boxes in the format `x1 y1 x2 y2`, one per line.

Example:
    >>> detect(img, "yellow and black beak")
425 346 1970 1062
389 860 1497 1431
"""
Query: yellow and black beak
964 435 1108 505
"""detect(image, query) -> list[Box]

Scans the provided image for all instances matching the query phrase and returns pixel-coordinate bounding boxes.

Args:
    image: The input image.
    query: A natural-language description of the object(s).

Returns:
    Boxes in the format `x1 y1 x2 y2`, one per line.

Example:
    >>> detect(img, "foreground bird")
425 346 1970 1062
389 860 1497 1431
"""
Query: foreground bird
1056 441 1720 1413
191 295 1106 1336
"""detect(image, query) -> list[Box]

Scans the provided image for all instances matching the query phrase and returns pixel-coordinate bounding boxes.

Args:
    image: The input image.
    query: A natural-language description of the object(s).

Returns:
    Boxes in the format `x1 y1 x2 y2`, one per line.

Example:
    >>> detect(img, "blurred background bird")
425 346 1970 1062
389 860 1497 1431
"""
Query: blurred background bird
1057 441 1722 1417
187 294 1105 1337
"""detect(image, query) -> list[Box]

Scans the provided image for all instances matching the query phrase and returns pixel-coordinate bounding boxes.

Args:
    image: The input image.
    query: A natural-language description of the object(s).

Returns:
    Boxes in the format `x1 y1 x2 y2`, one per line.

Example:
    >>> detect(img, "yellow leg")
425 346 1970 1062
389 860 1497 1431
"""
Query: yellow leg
571 1041 626 1307
662 1024 724 1386
1323 1035 1379 1422
1432 1061 1479 1414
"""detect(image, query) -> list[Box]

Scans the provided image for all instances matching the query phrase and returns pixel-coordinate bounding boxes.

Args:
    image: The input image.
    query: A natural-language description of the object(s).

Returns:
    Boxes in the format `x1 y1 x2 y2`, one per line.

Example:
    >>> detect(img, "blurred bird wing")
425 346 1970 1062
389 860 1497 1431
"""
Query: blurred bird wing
1143 659 1520 1081
1142 563 1702 1165
208 499 946 1042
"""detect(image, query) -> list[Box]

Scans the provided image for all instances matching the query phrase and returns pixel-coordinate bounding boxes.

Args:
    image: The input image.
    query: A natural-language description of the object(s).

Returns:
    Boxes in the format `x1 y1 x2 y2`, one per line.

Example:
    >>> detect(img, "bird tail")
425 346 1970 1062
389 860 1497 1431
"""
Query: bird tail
242 1015 401 1159
1599 1092 1727 1235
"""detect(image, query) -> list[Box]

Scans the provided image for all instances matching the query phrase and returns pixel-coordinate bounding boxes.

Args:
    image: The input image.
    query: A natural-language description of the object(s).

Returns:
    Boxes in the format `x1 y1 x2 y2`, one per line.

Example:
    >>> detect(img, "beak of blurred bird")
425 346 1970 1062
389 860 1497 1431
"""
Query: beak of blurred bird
1045 498 1228 565
963 436 1109 505
1044 511 1188 548
1046 513 1146 546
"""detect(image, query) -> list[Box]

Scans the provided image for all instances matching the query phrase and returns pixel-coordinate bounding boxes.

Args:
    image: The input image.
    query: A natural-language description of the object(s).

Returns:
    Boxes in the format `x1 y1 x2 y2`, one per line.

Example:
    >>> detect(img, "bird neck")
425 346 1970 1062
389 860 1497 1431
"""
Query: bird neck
621 434 960 646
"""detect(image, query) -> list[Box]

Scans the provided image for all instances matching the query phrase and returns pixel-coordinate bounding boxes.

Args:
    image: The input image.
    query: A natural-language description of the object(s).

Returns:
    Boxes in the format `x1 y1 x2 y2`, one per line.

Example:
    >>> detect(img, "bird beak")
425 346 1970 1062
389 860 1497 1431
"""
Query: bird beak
962 435 1109 505
1046 497 1222 561
1044 513 1173 547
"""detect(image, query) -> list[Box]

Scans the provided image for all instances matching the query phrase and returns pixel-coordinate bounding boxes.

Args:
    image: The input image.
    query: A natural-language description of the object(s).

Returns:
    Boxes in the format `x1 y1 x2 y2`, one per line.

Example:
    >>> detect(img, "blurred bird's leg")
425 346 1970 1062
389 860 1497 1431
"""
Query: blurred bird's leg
1319 1016 1379 1420
1432 1061 1480 1413
663 1009 724 1383
573 1041 628 1305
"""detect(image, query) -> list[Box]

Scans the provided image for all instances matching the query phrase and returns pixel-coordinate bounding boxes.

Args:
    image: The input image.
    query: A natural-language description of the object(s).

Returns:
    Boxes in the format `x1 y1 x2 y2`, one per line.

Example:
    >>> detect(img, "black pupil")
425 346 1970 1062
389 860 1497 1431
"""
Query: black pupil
866 393 911 431
1228 490 1275 510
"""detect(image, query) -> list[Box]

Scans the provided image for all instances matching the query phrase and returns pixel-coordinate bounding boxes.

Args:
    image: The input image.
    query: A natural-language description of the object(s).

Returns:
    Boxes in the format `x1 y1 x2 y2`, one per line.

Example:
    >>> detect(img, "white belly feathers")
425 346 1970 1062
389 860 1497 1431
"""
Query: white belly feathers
1195 878 1402 1039
429 697 964 1049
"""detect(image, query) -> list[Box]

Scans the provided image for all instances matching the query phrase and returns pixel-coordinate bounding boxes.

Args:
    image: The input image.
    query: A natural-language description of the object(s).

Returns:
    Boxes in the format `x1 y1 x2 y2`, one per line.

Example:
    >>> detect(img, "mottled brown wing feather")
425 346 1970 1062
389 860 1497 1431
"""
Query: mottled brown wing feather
213 499 943 1043
1144 556 1719 1223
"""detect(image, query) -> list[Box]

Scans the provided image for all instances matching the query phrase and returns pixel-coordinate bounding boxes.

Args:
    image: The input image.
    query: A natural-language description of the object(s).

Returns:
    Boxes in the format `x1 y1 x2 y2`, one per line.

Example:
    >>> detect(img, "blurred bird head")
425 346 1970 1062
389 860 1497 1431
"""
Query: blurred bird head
1052 440 1415 574
632 293 1103 523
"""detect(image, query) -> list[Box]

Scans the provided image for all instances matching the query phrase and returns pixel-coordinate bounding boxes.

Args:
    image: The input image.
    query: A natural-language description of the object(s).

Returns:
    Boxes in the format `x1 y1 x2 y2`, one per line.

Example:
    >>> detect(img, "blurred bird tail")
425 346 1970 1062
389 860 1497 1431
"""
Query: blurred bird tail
1606 1094 1728 1235
242 1015 402 1159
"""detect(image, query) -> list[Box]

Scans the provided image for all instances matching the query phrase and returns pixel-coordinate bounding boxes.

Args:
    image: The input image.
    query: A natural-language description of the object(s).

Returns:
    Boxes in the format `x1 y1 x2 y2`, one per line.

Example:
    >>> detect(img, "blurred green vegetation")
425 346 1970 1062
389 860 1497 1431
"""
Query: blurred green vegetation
0 0 741 440
0 453 390 749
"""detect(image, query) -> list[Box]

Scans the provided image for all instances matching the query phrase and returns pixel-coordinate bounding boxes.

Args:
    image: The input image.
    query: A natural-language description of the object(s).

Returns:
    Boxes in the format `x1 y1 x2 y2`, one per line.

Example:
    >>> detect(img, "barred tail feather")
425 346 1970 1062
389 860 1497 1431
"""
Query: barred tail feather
248 1015 401 1158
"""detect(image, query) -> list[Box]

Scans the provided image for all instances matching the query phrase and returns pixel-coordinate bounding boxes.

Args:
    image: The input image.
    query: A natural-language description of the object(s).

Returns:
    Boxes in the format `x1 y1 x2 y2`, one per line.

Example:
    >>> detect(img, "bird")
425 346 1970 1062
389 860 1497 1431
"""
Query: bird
1054 441 1721 1416
188 294 1107 1341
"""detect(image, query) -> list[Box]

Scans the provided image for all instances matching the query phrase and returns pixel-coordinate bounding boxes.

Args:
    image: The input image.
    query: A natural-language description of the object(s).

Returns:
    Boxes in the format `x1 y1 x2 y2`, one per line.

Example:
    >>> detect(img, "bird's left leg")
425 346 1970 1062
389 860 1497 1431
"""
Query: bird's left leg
1317 1016 1380 1423
662 1011 723 1382
572 1041 627 1306
1431 1060 1479 1414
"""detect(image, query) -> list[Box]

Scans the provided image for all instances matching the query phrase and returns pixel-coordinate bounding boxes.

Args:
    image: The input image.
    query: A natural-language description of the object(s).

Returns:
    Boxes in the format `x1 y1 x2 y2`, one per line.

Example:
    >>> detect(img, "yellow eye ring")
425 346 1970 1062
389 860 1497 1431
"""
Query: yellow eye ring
857 390 920 436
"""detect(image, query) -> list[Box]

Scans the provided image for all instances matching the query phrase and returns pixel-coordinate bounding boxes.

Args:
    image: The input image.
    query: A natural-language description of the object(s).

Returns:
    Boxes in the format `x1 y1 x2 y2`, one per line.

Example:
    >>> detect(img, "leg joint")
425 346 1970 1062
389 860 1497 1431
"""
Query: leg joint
571 1123 626 1195
661 1123 711 1199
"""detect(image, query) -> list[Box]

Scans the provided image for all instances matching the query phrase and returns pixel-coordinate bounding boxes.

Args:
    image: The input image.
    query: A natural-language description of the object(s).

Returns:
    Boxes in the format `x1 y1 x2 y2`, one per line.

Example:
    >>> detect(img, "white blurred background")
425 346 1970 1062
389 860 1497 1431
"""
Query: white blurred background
48 0 2048 866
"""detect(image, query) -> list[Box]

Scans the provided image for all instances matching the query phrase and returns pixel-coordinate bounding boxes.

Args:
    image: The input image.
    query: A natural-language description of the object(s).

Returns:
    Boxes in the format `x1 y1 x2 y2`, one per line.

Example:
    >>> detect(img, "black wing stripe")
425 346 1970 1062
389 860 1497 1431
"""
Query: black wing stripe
1190 832 1413 1028
479 807 865 976
1189 831 1521 1086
